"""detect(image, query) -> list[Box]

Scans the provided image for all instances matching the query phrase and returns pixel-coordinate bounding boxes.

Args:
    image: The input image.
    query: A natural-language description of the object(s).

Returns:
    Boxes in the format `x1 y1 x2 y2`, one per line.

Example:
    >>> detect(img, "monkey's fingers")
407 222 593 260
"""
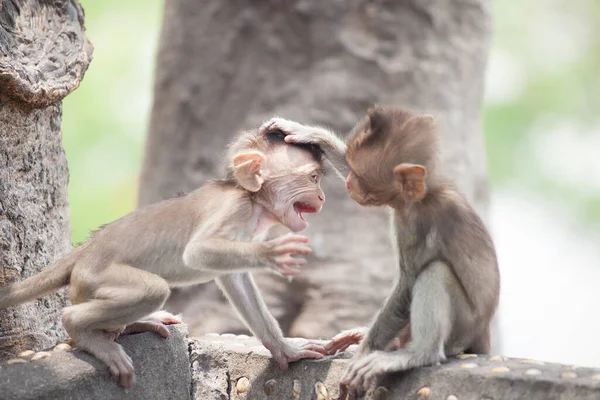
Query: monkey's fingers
272 243 312 256
275 254 308 266
301 342 329 355
277 265 303 277
258 118 279 135
284 134 311 144
108 354 135 389
123 321 171 338
286 349 324 364
275 233 310 245
146 310 183 325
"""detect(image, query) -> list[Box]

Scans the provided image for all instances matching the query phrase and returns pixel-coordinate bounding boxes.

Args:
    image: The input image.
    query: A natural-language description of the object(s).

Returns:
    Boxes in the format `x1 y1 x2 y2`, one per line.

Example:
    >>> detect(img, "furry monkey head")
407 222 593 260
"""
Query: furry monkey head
225 126 326 232
345 106 440 206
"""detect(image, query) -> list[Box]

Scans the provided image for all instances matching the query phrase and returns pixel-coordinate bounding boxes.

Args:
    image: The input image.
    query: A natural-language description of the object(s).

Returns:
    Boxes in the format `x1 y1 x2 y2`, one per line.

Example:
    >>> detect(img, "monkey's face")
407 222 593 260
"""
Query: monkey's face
345 142 398 207
259 146 326 232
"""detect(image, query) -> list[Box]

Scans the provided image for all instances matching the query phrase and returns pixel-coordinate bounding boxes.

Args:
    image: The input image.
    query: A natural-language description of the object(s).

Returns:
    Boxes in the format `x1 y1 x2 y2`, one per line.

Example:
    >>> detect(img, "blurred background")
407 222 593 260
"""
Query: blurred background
63 0 600 367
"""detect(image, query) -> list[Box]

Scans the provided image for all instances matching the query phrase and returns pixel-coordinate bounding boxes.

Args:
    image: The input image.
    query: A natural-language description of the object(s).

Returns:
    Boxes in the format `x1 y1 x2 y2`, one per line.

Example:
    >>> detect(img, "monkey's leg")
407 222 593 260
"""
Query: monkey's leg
64 264 170 388
342 262 453 397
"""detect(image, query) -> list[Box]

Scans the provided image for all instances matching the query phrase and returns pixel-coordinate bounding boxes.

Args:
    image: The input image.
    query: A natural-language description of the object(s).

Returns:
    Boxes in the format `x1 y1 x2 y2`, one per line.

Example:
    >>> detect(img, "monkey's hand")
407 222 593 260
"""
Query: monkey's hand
265 339 328 370
339 351 400 399
264 233 312 276
324 327 368 355
260 117 323 145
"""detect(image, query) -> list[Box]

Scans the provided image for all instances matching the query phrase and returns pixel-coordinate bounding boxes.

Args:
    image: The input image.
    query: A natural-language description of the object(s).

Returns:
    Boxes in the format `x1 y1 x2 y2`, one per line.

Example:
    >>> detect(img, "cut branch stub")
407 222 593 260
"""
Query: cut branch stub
0 0 93 107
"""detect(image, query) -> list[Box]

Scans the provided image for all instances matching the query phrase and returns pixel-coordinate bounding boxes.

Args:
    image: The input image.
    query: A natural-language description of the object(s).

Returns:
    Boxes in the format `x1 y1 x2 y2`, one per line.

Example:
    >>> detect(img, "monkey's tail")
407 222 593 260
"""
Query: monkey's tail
0 250 78 309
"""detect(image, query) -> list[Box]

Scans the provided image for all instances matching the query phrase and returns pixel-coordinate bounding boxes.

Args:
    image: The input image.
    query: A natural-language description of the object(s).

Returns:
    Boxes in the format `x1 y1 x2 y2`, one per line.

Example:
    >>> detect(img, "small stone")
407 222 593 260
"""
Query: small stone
264 379 277 396
459 363 478 369
235 334 250 340
221 333 236 338
489 355 507 362
591 374 600 381
236 377 250 393
447 396 458 400
490 366 510 374
524 368 542 376
31 351 52 361
560 372 577 379
204 333 220 337
18 350 35 358
291 379 301 400
456 354 477 359
315 382 329 400
417 387 431 397
53 343 72 352
7 358 27 365
519 359 545 365
373 386 390 400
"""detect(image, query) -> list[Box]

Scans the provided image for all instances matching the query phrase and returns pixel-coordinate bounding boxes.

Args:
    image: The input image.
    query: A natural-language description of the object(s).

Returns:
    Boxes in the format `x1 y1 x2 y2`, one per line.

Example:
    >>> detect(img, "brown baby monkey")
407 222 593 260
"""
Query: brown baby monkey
262 108 500 399
0 125 329 388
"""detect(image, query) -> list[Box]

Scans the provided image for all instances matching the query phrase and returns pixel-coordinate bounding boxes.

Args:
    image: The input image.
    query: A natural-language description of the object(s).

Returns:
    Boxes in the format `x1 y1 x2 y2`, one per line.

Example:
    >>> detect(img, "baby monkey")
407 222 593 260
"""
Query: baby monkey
0 124 329 388
264 108 500 399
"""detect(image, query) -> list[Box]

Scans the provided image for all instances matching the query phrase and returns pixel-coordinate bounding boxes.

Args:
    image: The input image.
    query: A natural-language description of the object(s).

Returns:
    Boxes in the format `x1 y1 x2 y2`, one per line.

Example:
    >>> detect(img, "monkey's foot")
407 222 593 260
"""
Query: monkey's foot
340 351 406 399
144 310 183 325
324 327 367 355
267 341 327 370
103 326 126 341
77 337 135 388
122 321 172 338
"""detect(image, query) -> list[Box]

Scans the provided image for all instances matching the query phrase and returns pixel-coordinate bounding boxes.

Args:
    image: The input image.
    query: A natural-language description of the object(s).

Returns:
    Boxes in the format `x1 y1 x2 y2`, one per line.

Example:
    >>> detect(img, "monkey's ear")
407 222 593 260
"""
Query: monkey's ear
232 151 266 192
393 163 427 201
367 107 391 137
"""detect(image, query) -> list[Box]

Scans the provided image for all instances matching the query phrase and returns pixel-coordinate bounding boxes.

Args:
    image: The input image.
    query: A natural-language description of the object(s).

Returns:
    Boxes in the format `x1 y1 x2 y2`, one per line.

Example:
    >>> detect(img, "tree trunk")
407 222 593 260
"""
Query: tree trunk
0 0 92 359
140 0 493 346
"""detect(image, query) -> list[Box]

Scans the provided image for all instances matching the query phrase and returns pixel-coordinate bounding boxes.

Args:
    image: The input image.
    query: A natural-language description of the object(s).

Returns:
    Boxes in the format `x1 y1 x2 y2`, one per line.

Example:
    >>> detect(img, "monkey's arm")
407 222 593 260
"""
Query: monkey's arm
261 117 349 180
216 273 326 368
182 233 312 276
361 279 411 354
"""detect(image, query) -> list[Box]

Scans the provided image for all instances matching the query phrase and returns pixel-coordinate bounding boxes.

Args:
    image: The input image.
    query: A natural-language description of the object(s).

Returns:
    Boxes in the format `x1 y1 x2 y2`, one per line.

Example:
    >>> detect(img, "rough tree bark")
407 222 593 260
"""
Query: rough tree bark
140 0 495 348
0 0 92 358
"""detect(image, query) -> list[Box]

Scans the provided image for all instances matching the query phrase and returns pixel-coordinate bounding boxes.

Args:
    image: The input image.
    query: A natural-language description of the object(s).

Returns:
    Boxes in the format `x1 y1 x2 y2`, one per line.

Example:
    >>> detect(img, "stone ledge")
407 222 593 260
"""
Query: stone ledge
0 325 190 400
2 329 599 399
190 334 600 400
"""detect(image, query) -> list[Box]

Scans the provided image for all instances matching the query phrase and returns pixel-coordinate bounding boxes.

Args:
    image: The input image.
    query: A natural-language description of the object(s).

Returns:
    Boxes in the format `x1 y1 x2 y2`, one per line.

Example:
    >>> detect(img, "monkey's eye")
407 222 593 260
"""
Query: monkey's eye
311 173 319 183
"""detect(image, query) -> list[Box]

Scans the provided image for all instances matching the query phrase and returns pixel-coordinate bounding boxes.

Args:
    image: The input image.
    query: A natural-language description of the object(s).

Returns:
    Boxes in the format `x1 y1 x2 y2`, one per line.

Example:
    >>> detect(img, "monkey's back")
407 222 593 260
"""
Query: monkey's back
79 180 253 285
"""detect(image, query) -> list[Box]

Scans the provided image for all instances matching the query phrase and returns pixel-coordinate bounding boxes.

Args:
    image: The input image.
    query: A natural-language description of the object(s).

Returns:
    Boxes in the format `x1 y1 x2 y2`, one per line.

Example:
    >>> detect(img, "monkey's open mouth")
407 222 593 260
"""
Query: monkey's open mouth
293 202 318 221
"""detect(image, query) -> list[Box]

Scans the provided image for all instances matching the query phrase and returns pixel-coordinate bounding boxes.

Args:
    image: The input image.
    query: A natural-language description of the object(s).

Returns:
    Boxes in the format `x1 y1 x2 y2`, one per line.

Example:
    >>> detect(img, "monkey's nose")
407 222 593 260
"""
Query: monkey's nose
318 195 324 201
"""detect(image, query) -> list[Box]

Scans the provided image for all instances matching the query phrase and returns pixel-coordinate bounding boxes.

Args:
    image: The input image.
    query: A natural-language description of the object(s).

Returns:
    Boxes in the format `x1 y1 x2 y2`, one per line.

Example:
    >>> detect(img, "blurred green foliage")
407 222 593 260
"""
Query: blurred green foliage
63 0 600 245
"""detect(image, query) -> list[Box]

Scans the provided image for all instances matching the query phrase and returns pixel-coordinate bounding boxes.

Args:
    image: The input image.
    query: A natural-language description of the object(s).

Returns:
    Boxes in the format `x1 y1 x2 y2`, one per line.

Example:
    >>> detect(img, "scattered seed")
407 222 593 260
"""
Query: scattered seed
236 377 250 393
490 366 510 374
459 363 478 369
417 387 431 397
18 350 35 358
315 382 329 400
53 343 72 352
456 354 477 359
7 358 27 365
560 372 577 379
524 368 542 376
291 379 301 400
31 352 52 361
519 359 545 365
